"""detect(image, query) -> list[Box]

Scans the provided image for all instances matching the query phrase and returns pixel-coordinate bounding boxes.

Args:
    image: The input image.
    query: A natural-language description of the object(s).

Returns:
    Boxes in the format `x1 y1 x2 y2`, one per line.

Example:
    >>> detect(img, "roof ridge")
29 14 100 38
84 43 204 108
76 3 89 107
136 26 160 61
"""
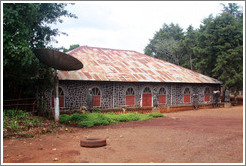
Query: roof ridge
78 45 140 53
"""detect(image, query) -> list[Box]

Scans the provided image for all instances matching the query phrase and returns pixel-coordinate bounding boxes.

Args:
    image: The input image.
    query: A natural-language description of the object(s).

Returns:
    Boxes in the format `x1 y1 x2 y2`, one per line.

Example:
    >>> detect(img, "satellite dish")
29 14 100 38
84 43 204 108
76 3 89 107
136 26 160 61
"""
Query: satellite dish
34 48 83 71
34 48 83 122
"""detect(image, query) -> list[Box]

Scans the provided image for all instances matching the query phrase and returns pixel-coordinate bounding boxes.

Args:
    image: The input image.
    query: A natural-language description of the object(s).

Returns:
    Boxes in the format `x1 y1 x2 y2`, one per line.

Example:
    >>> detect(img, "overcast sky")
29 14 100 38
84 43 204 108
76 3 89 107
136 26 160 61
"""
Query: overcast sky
50 1 244 53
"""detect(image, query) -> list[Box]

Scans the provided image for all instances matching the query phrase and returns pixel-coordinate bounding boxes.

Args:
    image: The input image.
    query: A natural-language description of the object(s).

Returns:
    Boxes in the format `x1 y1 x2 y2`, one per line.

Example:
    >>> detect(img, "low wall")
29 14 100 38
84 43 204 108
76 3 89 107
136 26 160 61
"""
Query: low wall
59 106 154 115
58 103 228 115
159 104 215 113
100 107 153 114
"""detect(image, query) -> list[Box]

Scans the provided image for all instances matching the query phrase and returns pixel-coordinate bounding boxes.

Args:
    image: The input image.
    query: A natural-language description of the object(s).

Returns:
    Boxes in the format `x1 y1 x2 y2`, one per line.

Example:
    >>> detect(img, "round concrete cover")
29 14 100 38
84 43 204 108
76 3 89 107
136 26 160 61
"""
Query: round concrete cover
34 48 83 71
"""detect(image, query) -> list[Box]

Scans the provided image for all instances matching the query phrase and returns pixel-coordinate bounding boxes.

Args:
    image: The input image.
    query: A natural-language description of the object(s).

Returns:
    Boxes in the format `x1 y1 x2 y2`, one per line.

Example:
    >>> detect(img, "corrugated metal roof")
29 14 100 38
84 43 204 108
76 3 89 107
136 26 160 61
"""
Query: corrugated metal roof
57 46 221 84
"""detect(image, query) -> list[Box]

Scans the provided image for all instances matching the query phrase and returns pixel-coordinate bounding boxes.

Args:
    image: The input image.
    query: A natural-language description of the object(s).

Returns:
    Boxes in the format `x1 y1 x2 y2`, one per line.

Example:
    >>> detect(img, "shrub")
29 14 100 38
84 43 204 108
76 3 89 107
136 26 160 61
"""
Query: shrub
87 113 112 124
70 113 88 123
3 110 30 120
92 107 101 113
61 111 165 128
59 114 71 123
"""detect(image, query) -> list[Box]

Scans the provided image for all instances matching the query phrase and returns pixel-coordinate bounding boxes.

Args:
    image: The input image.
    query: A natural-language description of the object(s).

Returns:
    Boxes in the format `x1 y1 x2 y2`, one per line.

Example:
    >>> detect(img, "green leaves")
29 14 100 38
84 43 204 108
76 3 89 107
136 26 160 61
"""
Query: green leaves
3 3 77 99
59 112 164 128
144 3 243 93
144 23 184 65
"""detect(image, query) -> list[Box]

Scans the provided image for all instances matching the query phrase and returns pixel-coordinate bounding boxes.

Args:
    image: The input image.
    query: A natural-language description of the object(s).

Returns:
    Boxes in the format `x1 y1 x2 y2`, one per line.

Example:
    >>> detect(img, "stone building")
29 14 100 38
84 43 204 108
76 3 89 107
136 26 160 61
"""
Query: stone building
44 46 221 112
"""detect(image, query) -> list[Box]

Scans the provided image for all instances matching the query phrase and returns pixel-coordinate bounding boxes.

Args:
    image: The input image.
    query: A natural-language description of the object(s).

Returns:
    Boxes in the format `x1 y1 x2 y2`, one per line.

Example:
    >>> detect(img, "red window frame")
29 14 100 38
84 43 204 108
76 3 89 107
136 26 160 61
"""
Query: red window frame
126 96 135 106
142 87 152 107
183 94 191 103
204 87 210 102
52 88 64 107
204 94 210 102
158 88 167 104
52 96 64 108
183 88 191 103
93 96 101 107
142 94 152 107
92 88 101 107
126 88 135 106
159 95 167 104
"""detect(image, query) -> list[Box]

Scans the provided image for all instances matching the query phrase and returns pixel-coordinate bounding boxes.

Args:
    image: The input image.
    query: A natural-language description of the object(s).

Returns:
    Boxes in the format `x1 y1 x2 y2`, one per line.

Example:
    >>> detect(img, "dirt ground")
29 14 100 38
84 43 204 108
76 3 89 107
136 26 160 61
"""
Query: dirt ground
3 106 243 164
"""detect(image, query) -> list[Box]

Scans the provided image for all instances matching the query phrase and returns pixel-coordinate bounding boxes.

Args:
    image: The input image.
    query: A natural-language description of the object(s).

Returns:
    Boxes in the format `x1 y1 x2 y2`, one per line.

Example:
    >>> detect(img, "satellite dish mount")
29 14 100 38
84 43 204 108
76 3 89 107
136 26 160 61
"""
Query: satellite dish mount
34 48 83 122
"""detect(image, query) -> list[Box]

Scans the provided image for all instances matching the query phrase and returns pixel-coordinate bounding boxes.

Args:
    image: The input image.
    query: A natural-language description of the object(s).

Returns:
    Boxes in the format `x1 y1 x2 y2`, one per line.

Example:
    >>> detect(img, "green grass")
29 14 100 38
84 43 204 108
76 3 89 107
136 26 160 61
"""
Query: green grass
60 112 164 128
3 110 31 132
3 109 53 136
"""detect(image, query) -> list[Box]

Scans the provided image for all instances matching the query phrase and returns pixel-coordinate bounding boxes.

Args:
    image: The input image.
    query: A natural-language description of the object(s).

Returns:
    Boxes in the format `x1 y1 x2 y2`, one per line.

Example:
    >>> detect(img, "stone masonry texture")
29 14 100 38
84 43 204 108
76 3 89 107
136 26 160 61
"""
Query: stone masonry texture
44 80 220 113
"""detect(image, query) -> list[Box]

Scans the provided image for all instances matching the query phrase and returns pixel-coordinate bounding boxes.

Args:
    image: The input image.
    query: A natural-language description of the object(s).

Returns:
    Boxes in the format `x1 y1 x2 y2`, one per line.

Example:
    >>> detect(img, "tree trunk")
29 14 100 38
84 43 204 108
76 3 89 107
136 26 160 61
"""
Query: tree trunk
189 53 193 70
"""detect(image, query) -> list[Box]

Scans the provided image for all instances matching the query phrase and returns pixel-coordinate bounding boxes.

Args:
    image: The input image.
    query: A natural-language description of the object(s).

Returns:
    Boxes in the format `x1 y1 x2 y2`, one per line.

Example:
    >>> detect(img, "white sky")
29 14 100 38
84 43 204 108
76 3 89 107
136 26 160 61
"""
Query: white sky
50 1 244 53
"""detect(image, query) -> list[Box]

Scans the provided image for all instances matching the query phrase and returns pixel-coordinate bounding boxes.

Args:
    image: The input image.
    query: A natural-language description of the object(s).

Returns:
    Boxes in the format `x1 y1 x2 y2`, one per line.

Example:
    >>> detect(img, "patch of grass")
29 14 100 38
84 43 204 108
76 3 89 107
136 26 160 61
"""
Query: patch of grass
148 112 164 118
59 114 71 123
3 109 59 137
60 112 165 128
70 113 88 123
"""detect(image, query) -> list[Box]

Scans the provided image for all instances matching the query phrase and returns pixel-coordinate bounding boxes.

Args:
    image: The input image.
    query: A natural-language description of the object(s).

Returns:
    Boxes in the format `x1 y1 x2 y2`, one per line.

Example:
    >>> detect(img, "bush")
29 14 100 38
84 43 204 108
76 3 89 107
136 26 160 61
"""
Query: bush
3 110 30 120
61 112 165 128
3 109 57 136
70 113 88 123
92 107 101 113
59 114 71 123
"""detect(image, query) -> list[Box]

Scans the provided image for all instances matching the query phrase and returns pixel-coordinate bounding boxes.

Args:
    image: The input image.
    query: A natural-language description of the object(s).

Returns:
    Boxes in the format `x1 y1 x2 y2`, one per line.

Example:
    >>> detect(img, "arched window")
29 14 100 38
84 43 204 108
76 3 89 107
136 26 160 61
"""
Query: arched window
125 88 135 106
183 88 191 103
158 87 167 104
204 87 210 102
92 87 101 107
52 87 64 107
142 87 152 107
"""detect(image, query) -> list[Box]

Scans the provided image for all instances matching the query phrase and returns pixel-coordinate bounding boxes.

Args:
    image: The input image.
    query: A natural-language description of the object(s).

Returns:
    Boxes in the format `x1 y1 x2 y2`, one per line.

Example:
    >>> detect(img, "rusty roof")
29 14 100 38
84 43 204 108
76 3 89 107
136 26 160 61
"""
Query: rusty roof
57 46 221 84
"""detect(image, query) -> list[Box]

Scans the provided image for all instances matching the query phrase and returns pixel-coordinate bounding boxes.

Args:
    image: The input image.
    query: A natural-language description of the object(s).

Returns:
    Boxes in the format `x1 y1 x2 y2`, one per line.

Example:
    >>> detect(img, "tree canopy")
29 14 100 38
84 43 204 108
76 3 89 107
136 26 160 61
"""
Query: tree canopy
144 3 243 93
3 3 77 99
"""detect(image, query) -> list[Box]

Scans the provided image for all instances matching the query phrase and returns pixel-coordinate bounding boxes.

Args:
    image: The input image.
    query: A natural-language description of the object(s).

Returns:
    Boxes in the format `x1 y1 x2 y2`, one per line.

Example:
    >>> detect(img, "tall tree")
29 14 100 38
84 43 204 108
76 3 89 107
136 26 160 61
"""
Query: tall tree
193 14 216 76
212 5 243 92
3 3 77 99
222 3 243 18
179 25 198 70
195 3 243 92
144 23 184 65
144 3 243 93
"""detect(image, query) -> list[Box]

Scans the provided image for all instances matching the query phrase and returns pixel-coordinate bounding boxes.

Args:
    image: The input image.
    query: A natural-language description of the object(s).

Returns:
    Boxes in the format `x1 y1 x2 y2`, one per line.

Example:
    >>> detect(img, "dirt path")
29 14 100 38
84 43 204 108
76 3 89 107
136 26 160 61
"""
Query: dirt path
3 106 243 163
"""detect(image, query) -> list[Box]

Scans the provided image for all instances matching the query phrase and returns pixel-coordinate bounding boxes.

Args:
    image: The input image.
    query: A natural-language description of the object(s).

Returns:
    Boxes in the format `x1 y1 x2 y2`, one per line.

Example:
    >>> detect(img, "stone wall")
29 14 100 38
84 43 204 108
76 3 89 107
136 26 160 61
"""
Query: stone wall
44 80 220 113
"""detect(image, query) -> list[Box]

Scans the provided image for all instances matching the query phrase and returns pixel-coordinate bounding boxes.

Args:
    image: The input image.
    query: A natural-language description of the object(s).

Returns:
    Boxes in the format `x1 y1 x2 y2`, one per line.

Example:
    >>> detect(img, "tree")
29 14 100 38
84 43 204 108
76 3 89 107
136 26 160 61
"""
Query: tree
193 14 216 76
62 44 80 52
3 3 77 99
144 23 184 65
195 3 243 92
179 25 198 70
221 3 243 18
212 11 243 92
144 3 243 93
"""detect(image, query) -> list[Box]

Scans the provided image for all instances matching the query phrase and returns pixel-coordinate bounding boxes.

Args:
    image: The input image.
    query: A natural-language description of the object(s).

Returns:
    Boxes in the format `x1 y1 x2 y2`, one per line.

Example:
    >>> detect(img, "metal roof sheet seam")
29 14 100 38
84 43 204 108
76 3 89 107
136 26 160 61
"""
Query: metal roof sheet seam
58 46 221 84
